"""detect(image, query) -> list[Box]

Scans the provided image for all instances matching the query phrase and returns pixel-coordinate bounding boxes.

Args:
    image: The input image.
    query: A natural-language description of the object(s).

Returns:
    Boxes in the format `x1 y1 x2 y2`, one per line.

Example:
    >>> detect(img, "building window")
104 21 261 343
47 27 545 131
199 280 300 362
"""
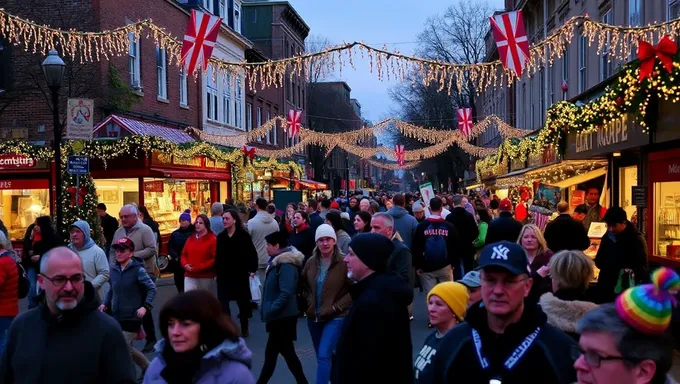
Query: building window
206 66 218 121
530 77 535 129
256 106 262 142
156 48 167 99
235 77 243 129
578 33 587 93
539 67 545 125
0 41 8 92
202 0 214 14
179 68 188 106
600 10 613 81
246 103 253 132
669 0 680 20
234 2 242 34
219 0 226 20
547 64 554 106
629 0 642 25
222 74 231 124
522 83 527 128
128 32 141 88
268 110 276 145
562 47 569 100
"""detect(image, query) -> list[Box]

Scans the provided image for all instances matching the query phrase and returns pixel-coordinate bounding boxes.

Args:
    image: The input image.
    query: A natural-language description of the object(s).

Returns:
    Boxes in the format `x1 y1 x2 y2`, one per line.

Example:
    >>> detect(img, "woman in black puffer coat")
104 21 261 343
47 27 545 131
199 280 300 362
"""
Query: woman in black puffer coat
167 210 194 293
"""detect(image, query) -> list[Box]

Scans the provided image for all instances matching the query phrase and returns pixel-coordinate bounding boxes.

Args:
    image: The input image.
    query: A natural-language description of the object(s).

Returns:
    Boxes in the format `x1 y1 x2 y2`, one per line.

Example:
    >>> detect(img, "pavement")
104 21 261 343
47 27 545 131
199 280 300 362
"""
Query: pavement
18 275 680 383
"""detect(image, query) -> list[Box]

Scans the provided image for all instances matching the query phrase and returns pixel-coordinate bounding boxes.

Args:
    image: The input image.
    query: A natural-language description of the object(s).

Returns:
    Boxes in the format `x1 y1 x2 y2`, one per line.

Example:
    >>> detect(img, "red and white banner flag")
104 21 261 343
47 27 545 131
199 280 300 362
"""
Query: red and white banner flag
489 11 530 77
181 10 222 75
457 108 473 136
395 144 405 166
534 211 551 231
287 109 302 138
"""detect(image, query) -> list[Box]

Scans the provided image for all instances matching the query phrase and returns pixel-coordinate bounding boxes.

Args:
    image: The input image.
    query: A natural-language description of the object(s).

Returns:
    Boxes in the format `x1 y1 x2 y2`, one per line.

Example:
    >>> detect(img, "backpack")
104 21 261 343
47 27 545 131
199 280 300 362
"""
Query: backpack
422 221 450 270
0 251 29 299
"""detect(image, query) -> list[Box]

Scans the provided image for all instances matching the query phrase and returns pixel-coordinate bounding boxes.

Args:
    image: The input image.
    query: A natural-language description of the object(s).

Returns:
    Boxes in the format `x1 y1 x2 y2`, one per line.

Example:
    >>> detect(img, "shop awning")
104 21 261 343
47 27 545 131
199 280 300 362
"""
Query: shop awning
495 160 607 188
149 168 231 181
299 180 328 190
93 115 195 144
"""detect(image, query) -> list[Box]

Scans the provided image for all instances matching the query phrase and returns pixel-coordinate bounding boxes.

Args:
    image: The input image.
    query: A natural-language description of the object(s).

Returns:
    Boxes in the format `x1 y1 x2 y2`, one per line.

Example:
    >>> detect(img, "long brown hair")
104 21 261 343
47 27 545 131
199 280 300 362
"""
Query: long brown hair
159 290 240 349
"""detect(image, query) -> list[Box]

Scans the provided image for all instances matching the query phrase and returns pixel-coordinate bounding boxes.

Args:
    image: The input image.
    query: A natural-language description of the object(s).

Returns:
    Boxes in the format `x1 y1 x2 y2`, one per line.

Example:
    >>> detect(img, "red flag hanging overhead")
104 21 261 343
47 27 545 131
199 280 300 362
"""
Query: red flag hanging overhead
457 108 473 136
489 11 530 77
287 109 302 138
181 10 222 75
394 144 405 167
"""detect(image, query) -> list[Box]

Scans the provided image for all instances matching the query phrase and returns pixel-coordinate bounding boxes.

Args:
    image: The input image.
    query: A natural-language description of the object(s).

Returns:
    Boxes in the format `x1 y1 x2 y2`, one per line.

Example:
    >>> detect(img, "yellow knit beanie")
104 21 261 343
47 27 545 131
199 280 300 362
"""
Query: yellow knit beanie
427 282 470 320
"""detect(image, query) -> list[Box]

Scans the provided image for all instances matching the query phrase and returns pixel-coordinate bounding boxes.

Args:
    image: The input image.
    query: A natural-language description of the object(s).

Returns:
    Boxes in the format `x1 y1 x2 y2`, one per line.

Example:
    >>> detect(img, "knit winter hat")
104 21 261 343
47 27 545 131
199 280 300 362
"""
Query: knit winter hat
348 233 394 272
315 224 337 242
427 282 470 320
179 209 191 222
330 201 340 209
616 267 680 334
412 201 424 213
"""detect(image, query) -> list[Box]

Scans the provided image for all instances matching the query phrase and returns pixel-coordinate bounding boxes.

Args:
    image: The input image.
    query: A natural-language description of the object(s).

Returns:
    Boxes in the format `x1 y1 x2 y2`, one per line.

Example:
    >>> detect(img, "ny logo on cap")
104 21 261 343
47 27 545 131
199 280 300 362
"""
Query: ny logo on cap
491 245 509 260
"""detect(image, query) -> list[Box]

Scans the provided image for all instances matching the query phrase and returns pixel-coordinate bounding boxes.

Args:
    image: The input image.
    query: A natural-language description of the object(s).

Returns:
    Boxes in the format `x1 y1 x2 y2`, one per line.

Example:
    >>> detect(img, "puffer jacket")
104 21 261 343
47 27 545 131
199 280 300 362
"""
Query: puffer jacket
104 257 156 324
0 250 18 317
261 248 304 323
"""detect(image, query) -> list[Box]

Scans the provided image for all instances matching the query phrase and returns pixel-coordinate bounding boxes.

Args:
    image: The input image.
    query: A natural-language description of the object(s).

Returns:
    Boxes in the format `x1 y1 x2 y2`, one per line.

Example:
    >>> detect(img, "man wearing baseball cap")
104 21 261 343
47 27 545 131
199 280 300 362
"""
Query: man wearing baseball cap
457 270 482 307
485 199 523 245
432 241 577 384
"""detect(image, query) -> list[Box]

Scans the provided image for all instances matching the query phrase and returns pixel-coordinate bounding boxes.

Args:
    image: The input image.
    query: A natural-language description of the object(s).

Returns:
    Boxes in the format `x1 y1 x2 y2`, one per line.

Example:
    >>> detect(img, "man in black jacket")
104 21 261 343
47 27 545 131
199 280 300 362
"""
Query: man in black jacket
431 241 577 384
544 201 590 253
485 198 524 244
1 247 135 384
332 233 413 384
446 195 479 278
97 203 119 256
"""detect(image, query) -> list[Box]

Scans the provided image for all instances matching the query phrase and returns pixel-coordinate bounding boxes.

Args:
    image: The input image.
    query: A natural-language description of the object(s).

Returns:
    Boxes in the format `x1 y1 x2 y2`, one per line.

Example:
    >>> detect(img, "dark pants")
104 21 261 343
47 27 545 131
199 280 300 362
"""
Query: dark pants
143 274 157 343
217 281 251 332
257 331 307 384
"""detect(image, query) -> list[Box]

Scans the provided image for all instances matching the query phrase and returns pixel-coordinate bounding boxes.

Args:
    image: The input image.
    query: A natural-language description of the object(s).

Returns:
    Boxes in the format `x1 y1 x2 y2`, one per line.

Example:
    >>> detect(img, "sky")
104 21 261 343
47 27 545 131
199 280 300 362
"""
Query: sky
286 0 505 123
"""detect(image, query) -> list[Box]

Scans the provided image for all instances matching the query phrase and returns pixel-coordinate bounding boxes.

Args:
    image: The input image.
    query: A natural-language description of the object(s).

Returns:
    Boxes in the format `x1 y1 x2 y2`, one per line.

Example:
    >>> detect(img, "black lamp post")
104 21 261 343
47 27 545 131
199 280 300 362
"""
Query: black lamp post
42 49 66 237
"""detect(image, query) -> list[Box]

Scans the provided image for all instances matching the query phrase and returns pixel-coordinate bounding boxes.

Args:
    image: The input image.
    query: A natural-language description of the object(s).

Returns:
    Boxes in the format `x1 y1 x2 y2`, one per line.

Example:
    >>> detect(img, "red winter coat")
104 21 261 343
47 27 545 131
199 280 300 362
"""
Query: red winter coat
0 252 19 317
181 232 217 279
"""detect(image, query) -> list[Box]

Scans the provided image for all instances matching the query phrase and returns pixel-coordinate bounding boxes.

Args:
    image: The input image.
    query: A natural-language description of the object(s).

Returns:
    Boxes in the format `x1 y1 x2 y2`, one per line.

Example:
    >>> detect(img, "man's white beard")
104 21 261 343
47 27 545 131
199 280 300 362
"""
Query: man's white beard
56 298 79 311
347 271 355 281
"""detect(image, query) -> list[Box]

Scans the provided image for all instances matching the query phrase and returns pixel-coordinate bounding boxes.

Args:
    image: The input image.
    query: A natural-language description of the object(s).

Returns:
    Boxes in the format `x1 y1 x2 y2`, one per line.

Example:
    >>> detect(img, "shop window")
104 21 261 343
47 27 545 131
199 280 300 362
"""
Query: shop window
654 181 680 258
0 187 50 242
142 178 211 235
619 166 638 223
94 179 140 219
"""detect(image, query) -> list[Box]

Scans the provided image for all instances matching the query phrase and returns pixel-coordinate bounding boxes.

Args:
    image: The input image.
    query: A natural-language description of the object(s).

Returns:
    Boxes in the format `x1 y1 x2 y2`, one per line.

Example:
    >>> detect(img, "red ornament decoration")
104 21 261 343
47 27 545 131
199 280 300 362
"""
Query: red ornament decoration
181 10 222 74
616 96 624 106
67 186 88 206
489 11 531 77
394 144 405 167
637 35 678 81
287 109 302 138
457 108 473 136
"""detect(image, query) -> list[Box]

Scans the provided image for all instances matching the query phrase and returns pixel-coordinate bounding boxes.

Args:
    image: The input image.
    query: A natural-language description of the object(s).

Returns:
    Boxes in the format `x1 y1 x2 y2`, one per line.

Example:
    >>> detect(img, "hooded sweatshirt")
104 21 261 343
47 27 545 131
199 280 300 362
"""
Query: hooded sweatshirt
143 339 255 384
68 220 110 300
247 211 280 266
387 206 418 248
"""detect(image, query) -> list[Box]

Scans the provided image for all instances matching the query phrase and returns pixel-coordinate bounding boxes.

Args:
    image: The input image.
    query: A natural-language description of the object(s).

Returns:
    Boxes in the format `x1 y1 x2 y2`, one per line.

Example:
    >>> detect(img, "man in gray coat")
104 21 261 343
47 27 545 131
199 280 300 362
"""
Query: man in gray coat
387 194 418 248
247 198 280 267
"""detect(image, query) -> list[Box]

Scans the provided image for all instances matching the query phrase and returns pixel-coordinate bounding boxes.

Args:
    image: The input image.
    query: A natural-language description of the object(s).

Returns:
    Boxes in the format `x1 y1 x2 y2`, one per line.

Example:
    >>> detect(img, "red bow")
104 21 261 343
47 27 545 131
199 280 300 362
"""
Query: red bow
67 186 88 206
242 146 256 160
637 35 678 81
395 144 405 167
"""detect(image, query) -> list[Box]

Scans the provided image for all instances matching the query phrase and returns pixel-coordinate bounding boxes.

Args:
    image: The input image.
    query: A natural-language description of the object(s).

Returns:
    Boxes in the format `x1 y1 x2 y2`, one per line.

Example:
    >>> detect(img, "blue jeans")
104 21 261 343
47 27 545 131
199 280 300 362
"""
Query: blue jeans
27 267 39 309
307 318 344 384
0 316 14 352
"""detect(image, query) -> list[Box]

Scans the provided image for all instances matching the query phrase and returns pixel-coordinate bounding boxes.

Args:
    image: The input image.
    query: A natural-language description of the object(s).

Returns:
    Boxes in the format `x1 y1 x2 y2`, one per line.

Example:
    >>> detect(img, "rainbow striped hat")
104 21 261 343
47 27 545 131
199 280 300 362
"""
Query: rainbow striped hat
616 267 680 334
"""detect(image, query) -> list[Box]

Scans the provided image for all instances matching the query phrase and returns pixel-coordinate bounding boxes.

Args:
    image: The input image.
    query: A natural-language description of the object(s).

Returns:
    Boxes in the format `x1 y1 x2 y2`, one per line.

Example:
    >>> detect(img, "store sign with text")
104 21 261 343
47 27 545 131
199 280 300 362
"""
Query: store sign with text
0 179 49 190
151 152 229 171
0 154 36 170
143 180 164 192
565 114 649 160
650 158 680 183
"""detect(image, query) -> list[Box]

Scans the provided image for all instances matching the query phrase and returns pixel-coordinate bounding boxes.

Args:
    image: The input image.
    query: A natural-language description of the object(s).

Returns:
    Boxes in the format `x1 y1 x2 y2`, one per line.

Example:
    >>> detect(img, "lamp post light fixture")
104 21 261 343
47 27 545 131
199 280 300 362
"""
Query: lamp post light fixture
42 49 66 237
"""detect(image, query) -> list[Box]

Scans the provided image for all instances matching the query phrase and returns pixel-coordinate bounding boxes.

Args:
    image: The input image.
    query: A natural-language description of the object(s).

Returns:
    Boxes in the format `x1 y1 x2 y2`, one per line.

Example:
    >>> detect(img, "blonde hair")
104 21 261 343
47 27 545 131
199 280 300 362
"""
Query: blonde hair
549 250 594 291
516 224 548 256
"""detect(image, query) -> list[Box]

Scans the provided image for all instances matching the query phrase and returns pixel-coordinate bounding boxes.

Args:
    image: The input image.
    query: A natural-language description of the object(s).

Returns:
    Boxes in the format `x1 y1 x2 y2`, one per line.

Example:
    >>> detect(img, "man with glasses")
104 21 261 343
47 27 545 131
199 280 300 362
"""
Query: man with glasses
0 247 135 383
432 241 577 383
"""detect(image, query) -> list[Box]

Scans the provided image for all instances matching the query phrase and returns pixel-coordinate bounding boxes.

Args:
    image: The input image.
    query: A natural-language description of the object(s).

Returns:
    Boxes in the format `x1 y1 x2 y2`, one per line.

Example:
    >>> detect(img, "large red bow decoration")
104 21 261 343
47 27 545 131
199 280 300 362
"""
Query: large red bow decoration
67 186 88 206
181 10 222 74
287 109 302 138
395 144 405 167
637 35 678 81
242 146 256 160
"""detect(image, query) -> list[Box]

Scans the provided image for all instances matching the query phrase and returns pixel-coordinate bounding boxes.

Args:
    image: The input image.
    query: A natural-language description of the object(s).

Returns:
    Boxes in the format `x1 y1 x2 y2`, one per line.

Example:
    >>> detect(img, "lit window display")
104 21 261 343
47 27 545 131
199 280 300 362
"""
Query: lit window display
654 181 680 259
142 178 211 234
0 188 50 242
619 166 639 224
94 178 140 218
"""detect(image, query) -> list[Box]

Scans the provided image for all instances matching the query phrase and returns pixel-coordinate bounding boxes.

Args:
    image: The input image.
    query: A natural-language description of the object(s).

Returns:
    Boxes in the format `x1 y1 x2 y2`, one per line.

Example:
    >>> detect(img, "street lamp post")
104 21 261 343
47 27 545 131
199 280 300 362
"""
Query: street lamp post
42 49 66 237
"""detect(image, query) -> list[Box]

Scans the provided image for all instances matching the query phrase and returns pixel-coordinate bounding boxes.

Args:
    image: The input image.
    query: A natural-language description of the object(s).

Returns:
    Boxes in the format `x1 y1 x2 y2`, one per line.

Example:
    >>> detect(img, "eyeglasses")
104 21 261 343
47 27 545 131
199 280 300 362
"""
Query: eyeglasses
481 277 528 288
40 273 85 287
570 346 636 368
119 214 135 219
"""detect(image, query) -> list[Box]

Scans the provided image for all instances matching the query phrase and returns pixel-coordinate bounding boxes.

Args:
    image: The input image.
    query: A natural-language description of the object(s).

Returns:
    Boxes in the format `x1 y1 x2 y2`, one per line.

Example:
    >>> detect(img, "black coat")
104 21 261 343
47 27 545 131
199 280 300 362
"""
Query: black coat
308 212 324 233
543 214 590 253
446 207 479 260
215 229 259 302
100 214 119 244
143 218 161 248
331 272 413 384
289 225 315 263
167 225 194 271
22 230 59 271
594 221 649 303
485 211 524 245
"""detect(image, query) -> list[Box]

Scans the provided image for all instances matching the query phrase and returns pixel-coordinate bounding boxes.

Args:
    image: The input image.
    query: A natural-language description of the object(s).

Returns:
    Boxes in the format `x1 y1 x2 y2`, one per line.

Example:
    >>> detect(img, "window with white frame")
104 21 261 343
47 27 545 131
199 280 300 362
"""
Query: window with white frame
206 66 219 121
156 48 167 99
530 77 535 129
600 10 613 81
235 77 243 128
234 1 242 34
547 64 554 106
246 103 253 132
128 32 141 88
179 69 188 106
629 0 641 25
578 33 586 93
562 48 569 100
257 106 262 142
669 0 680 20
522 83 527 128
203 0 214 14
222 74 231 124
271 111 278 145
219 0 226 20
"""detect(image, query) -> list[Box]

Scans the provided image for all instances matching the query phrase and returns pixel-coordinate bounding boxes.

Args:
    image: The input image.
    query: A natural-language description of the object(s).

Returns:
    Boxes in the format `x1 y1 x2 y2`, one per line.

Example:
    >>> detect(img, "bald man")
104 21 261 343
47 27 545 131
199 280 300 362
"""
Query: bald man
0 247 135 384
543 201 590 253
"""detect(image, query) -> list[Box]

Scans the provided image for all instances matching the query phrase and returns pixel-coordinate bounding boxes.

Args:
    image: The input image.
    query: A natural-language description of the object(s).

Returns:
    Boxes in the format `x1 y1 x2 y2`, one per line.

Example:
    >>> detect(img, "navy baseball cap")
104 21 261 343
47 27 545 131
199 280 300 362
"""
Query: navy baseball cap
477 241 530 276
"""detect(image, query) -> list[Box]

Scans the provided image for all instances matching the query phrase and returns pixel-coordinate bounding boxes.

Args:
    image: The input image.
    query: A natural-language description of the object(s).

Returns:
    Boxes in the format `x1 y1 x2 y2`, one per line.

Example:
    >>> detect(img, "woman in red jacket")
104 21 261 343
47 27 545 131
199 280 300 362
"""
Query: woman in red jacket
181 214 217 294
0 231 18 351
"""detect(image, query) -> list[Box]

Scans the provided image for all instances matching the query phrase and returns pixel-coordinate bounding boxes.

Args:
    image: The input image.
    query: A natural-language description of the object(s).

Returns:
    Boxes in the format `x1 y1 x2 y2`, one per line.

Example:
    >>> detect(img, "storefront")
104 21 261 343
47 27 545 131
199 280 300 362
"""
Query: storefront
0 154 53 247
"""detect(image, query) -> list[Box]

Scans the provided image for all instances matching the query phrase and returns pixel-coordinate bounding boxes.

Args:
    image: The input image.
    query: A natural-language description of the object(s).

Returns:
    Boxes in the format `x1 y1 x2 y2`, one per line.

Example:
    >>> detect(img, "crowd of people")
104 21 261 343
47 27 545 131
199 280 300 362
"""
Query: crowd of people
0 188 675 384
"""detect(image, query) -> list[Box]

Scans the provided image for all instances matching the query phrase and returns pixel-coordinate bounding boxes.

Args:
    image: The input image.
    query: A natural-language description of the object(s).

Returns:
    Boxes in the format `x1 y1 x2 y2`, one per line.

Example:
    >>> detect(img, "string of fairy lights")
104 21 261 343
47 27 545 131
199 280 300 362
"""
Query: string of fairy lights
3 8 680 94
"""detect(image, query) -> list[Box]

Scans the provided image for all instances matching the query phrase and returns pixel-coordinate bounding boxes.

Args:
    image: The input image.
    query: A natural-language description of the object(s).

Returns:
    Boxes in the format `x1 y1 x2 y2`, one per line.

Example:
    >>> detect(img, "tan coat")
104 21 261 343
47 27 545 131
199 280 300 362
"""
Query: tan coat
301 247 353 321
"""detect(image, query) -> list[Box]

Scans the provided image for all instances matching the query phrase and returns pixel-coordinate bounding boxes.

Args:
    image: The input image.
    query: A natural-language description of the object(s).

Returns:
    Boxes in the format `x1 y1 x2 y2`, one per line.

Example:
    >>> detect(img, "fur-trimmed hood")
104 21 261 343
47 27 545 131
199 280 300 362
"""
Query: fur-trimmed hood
539 292 598 334
269 248 304 267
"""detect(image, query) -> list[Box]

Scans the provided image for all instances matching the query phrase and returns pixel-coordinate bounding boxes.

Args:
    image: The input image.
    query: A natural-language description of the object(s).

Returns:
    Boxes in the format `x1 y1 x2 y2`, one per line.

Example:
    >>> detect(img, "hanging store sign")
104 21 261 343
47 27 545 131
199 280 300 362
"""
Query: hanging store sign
144 180 164 192
565 114 649 160
0 154 36 170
